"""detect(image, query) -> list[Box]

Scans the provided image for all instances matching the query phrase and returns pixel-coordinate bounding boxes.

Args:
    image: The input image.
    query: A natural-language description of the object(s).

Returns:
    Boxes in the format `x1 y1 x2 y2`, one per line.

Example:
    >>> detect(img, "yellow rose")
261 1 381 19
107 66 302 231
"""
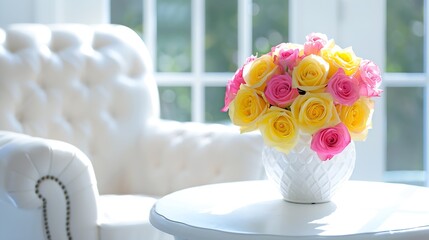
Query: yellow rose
337 97 374 141
292 54 329 93
321 41 361 77
229 85 270 133
258 107 298 153
243 54 278 90
290 93 340 134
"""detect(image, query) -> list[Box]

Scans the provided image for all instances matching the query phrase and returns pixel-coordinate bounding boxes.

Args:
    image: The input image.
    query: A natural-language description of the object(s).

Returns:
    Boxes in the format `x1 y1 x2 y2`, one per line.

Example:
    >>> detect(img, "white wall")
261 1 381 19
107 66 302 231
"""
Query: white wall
0 0 109 28
0 0 35 27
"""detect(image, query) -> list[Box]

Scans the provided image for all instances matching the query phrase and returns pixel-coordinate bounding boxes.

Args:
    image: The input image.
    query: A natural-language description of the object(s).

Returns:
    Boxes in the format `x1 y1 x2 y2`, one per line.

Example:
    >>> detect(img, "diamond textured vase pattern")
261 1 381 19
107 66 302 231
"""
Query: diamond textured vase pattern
262 134 356 203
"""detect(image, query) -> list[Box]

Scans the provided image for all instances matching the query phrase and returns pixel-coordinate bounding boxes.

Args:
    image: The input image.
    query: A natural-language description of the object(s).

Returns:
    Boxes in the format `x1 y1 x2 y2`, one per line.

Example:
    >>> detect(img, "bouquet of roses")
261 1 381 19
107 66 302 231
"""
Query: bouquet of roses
222 33 382 161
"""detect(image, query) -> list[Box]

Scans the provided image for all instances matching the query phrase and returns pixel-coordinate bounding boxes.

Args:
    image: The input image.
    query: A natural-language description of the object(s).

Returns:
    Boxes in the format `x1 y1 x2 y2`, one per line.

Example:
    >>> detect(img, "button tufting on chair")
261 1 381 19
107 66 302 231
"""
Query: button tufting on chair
0 24 265 240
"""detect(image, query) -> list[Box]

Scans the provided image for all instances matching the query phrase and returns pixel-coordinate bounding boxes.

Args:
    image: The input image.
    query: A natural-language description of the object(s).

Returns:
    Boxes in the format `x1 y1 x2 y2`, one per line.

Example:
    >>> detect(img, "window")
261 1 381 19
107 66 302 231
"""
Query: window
110 0 429 185
384 0 427 186
111 0 289 123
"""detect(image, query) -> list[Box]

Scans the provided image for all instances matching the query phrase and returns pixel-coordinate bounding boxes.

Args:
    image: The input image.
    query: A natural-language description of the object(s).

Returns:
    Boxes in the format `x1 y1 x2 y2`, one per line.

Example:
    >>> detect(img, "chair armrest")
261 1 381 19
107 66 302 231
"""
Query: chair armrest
138 120 265 195
0 131 98 240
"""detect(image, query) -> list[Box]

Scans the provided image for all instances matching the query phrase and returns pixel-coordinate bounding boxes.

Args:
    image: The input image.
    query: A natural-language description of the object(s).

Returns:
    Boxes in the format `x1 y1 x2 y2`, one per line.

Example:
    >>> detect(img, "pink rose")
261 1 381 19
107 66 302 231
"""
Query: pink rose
357 60 383 97
327 68 360 106
311 123 351 161
304 32 328 56
277 48 300 71
222 56 256 112
264 74 299 108
271 43 301 72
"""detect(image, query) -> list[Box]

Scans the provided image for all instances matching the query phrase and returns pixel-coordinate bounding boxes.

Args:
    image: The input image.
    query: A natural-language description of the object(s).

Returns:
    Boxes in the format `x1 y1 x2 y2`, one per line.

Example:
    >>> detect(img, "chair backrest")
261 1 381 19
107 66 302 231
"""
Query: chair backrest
0 24 160 194
0 24 265 197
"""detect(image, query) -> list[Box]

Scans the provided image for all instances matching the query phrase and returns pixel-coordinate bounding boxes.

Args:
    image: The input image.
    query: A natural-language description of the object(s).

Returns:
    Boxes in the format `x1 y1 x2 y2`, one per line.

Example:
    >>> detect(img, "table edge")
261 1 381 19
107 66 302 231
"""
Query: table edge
150 203 429 240
149 180 429 240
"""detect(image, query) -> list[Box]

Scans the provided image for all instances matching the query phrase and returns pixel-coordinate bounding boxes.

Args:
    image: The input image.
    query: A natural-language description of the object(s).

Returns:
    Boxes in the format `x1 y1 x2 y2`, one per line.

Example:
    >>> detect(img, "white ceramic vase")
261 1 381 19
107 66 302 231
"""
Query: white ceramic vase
262 134 356 204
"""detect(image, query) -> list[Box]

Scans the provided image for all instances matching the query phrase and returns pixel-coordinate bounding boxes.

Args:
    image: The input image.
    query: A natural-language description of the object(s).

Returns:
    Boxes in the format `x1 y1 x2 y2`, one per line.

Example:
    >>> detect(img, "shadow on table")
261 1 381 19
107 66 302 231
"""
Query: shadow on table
207 199 337 236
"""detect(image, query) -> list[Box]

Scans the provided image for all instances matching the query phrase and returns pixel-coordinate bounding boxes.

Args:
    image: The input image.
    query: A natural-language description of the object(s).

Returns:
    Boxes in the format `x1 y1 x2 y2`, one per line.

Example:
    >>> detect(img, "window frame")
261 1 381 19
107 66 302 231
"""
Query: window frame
143 0 253 122
382 0 428 186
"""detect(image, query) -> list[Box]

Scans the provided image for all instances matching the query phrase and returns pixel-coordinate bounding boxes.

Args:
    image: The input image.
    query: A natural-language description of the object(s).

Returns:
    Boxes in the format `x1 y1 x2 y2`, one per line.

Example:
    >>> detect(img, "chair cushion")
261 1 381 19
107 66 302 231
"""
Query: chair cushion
98 194 171 240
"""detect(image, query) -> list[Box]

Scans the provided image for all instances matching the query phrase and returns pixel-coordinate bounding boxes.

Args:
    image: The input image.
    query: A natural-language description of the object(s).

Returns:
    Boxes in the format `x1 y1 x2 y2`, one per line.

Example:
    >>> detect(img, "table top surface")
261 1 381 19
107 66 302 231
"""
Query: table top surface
150 180 429 240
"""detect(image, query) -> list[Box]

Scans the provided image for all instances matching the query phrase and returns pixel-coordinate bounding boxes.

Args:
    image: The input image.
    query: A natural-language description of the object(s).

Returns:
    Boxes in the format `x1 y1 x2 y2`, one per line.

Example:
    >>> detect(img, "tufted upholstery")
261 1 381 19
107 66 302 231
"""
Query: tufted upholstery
0 131 98 240
0 24 264 240
0 24 159 194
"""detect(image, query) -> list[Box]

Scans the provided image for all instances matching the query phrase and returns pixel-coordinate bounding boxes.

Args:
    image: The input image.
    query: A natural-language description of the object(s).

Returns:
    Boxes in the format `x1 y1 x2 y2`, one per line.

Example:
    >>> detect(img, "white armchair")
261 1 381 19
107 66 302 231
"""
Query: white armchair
0 24 264 240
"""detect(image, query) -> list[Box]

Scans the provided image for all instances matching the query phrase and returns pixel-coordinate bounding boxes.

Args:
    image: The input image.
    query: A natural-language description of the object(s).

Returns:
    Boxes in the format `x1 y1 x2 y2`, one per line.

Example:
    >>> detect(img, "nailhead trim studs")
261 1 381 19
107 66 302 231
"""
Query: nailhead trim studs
35 175 72 240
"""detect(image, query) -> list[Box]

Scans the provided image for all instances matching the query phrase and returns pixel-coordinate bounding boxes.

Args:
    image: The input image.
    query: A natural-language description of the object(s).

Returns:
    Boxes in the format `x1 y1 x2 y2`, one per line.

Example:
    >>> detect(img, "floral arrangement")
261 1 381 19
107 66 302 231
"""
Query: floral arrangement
222 33 382 161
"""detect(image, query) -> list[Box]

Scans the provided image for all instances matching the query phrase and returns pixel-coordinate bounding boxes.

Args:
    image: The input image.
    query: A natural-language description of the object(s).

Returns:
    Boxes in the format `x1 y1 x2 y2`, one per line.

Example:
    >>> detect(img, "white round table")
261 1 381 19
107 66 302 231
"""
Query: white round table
150 180 429 240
